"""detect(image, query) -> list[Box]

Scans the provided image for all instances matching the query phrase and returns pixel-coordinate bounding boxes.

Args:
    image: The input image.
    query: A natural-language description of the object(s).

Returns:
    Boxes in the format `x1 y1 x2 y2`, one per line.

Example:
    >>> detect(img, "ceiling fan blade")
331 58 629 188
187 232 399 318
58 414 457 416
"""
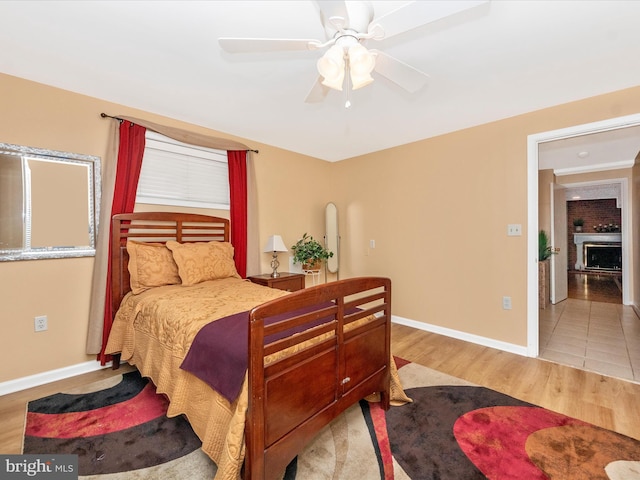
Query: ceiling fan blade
368 0 489 40
219 38 321 53
370 50 429 93
314 1 349 30
304 76 330 103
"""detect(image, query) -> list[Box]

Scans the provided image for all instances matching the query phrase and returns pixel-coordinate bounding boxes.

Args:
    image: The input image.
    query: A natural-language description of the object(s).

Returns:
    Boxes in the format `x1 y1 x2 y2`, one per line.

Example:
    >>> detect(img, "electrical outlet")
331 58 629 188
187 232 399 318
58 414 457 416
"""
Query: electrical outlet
502 296 512 310
34 315 48 332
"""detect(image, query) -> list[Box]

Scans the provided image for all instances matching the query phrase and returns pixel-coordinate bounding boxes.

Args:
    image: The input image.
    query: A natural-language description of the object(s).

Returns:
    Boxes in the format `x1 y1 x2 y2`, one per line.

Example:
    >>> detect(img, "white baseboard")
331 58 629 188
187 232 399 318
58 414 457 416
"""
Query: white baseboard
0 360 114 396
3 316 533 396
392 315 529 357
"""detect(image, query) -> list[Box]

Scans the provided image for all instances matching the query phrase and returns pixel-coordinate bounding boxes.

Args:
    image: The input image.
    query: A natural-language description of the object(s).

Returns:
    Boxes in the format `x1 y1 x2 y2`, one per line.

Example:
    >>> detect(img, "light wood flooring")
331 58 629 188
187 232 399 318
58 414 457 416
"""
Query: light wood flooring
566 271 622 304
0 364 136 455
391 324 640 442
1 324 639 456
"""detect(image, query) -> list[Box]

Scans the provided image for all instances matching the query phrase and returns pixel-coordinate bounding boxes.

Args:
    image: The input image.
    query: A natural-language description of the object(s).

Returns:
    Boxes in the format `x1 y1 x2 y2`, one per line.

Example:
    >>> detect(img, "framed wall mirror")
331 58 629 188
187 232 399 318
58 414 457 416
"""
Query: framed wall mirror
0 142 101 261
325 202 339 275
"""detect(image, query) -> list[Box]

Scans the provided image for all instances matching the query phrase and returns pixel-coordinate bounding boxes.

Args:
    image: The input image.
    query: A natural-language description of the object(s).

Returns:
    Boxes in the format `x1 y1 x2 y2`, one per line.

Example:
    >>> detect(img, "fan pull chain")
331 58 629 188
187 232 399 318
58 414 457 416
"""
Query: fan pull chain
344 61 352 109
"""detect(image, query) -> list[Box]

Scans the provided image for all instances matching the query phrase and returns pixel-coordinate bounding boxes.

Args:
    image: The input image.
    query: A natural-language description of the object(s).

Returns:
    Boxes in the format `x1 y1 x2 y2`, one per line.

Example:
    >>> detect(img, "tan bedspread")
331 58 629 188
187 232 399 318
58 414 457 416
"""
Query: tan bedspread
105 277 409 480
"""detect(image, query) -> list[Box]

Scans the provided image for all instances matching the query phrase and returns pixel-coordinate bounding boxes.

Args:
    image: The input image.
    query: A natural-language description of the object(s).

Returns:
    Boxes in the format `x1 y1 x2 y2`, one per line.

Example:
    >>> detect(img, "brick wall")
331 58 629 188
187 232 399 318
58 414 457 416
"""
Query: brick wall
566 199 621 271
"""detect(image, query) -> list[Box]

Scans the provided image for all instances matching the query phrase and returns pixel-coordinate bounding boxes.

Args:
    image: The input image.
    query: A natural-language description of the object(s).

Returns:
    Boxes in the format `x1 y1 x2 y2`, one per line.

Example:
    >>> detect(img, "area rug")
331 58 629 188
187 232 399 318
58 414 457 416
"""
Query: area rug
23 370 215 478
23 360 640 479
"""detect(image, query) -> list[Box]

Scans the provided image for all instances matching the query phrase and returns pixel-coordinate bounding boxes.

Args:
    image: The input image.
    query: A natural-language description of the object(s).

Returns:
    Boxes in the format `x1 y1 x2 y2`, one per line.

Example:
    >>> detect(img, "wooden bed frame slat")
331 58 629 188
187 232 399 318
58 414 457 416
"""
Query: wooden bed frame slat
246 276 391 480
262 304 338 336
111 212 230 314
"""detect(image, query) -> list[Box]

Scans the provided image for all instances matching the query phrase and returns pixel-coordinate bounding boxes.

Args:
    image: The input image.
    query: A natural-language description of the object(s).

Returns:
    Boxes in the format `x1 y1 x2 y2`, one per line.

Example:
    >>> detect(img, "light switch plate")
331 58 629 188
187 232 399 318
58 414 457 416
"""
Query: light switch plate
507 224 522 236
502 296 512 310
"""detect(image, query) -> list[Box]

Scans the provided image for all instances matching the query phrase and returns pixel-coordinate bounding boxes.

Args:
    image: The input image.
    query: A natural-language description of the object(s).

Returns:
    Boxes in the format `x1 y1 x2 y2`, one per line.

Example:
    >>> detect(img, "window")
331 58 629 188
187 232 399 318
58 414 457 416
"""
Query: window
136 131 229 209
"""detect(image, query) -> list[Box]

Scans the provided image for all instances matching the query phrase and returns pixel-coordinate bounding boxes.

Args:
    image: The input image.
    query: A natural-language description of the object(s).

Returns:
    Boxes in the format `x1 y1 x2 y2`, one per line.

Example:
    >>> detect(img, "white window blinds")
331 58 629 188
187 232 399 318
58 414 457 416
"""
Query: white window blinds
136 131 229 209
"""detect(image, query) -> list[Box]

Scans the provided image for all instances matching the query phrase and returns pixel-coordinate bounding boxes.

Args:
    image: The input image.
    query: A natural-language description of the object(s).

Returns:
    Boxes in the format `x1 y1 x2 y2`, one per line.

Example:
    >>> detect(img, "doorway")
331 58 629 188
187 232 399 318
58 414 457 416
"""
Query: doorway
532 121 640 381
526 113 640 357
556 184 625 302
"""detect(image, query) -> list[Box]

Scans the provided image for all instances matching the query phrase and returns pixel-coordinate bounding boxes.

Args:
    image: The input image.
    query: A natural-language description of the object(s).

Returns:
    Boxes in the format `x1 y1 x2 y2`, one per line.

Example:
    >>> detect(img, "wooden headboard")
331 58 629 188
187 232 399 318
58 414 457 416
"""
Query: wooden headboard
111 212 230 317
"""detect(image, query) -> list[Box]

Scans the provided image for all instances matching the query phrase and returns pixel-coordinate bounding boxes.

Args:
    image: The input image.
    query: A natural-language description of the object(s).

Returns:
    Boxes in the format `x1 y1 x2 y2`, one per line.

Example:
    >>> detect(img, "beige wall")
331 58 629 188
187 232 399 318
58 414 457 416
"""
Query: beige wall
2 71 640 385
331 122 530 345
247 143 333 277
557 168 633 185
332 86 640 346
0 73 331 383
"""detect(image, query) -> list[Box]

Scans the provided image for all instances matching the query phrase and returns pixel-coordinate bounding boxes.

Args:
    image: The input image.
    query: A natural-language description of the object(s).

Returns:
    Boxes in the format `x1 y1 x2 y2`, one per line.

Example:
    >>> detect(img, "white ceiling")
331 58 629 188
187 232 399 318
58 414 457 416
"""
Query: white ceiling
539 124 640 174
1 1 640 163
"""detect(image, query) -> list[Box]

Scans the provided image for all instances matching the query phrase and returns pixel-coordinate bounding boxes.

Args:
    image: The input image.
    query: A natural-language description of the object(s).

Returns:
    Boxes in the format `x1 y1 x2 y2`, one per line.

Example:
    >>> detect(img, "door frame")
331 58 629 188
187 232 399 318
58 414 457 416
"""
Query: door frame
526 113 640 357
554 177 629 302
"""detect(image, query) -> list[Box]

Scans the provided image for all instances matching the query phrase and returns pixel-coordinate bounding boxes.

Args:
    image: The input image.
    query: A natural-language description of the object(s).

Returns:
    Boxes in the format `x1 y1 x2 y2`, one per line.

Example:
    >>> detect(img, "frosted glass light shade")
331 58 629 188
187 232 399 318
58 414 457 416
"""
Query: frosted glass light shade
318 45 345 91
349 44 375 90
321 69 345 90
350 71 374 90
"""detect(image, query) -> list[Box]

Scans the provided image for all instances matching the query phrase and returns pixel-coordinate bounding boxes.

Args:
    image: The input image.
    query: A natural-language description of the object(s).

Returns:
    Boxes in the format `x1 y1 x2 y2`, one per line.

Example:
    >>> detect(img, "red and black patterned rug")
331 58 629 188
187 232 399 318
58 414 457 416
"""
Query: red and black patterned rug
23 370 215 478
23 359 640 479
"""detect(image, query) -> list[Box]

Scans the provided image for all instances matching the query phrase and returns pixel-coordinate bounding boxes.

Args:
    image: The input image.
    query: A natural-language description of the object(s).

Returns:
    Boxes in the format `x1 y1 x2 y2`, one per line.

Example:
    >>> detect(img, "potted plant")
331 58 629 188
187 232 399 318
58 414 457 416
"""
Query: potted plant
538 230 556 309
291 233 333 271
539 230 557 261
573 218 584 232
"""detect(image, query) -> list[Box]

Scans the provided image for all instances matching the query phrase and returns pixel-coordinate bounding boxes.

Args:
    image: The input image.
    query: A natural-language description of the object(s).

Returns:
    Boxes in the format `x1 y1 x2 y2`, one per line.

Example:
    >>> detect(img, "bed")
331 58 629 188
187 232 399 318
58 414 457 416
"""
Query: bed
105 212 408 480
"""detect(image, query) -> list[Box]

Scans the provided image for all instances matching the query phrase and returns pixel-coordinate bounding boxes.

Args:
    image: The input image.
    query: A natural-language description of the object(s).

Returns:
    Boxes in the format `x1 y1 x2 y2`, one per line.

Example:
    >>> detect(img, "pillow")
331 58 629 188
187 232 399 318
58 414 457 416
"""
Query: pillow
126 240 181 294
166 241 240 286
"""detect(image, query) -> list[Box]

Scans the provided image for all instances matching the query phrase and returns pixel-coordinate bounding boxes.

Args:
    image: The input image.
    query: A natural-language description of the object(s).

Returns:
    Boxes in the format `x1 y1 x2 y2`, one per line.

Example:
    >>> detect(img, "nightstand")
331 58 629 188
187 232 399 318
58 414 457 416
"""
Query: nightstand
248 272 305 292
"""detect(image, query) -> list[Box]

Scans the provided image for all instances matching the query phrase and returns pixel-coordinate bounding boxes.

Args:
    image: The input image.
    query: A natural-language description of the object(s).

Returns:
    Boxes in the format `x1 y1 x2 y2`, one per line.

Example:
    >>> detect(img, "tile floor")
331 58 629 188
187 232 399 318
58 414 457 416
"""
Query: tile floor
539 298 640 382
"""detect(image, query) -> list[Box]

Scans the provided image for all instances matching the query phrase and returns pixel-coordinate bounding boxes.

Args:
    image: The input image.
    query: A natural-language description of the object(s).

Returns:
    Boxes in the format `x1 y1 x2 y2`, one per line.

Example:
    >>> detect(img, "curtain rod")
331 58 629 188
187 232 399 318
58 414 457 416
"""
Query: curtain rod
99 112 259 154
100 112 123 122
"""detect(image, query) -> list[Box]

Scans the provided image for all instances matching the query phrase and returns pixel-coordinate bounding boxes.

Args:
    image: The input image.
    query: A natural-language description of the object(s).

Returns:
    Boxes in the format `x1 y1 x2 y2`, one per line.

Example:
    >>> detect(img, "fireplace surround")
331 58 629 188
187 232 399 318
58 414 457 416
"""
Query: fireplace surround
583 243 622 271
574 233 622 271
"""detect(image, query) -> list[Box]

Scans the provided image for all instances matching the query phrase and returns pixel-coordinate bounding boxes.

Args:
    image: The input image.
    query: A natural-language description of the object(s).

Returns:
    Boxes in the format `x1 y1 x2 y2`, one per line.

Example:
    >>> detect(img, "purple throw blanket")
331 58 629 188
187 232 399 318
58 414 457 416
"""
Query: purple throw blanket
180 302 338 403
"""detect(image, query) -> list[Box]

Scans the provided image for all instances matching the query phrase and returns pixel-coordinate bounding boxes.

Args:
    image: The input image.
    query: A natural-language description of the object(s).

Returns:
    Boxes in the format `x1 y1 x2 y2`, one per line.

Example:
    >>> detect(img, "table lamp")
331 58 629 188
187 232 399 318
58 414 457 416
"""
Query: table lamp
263 234 288 278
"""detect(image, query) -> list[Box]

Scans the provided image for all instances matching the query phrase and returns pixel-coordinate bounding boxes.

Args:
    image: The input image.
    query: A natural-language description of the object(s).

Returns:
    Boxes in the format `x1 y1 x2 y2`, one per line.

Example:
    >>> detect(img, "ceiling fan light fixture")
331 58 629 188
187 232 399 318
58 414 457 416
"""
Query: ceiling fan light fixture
348 44 375 90
220 0 483 103
321 69 345 91
348 44 375 74
350 71 374 90
317 44 345 91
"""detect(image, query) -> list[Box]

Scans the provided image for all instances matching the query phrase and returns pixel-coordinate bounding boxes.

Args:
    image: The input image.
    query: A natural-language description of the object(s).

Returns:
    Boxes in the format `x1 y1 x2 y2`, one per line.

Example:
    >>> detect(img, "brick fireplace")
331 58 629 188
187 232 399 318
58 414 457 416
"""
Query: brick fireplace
567 199 621 272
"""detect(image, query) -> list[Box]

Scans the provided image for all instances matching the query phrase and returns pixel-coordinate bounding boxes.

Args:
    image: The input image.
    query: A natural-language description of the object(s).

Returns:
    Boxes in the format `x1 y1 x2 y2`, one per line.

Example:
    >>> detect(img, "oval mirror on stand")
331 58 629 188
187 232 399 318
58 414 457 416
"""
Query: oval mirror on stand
325 202 339 279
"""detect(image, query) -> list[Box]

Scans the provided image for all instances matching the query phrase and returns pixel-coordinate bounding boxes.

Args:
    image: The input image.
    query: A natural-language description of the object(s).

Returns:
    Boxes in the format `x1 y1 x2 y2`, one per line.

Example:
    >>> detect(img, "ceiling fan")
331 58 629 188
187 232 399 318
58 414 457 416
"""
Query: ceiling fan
219 0 488 105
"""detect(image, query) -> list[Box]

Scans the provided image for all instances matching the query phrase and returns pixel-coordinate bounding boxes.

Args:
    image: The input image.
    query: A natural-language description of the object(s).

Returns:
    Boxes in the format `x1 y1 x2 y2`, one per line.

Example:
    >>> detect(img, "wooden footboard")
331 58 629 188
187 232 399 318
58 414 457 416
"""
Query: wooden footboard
246 277 391 480
109 212 392 479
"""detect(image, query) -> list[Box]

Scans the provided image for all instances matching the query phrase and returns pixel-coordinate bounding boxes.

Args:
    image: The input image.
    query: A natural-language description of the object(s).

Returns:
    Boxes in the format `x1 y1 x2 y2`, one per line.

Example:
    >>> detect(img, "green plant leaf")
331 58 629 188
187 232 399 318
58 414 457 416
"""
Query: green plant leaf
290 233 334 265
539 230 556 260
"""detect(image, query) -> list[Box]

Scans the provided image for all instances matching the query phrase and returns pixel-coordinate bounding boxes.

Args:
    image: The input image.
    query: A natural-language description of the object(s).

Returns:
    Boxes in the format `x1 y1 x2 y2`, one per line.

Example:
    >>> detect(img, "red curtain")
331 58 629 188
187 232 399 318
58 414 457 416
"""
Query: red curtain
98 121 146 365
227 150 247 278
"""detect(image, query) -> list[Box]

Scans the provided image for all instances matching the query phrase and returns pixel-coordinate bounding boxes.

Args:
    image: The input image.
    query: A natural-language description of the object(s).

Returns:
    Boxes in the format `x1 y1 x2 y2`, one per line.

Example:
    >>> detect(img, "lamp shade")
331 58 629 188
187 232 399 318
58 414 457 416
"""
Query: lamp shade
263 234 288 253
